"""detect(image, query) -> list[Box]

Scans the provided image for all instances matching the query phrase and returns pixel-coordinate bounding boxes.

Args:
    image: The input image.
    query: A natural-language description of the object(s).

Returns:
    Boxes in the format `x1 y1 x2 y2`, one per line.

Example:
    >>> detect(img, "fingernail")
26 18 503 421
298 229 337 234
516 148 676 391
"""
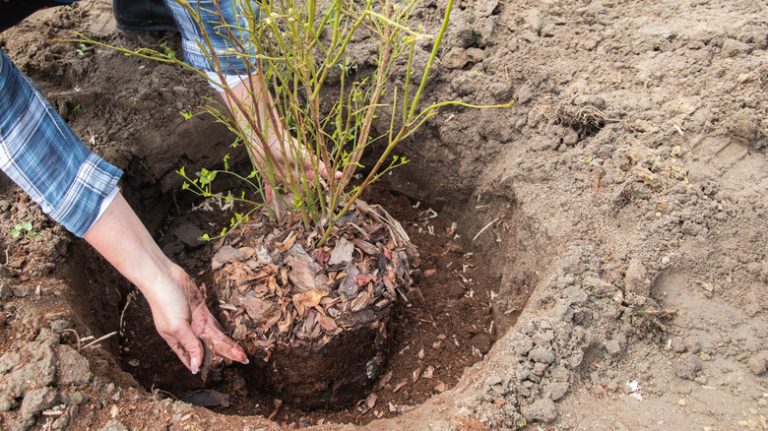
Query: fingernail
242 357 250 365
190 357 199 375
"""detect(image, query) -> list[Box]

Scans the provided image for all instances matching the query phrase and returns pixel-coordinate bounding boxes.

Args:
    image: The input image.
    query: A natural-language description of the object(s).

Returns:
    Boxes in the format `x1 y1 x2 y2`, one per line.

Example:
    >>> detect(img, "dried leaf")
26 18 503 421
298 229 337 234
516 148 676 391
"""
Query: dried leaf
354 239 379 255
212 245 255 270
239 295 275 321
315 313 338 332
277 311 293 334
292 289 329 316
339 264 360 300
434 382 446 393
275 231 297 252
349 290 372 312
328 237 355 266
300 310 318 336
286 244 323 292
260 311 282 332
231 317 249 340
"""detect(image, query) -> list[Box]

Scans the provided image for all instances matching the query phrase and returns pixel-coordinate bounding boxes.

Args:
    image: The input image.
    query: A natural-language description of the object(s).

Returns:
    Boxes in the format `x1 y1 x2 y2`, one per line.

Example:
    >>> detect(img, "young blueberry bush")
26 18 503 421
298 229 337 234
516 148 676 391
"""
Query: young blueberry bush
83 0 512 244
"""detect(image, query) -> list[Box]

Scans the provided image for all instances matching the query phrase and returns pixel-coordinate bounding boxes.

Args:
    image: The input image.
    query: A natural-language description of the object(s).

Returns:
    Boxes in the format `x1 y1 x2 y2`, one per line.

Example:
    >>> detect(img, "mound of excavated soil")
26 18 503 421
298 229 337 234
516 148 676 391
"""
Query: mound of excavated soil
1 0 768 430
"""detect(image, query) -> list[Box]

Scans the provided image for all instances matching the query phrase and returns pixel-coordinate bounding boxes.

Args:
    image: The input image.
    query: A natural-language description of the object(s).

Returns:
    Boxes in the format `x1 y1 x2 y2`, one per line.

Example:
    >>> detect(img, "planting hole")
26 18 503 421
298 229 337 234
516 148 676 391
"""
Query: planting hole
63 170 515 424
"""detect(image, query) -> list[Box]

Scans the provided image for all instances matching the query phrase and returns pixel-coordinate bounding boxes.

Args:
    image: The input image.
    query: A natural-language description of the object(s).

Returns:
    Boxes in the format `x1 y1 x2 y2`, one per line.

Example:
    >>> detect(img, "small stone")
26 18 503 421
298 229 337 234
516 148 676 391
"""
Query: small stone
670 336 687 353
20 387 58 427
100 420 129 431
624 258 649 296
526 9 543 34
56 345 92 386
684 336 701 354
0 352 20 374
529 346 555 364
49 319 74 334
545 382 570 401
532 362 549 376
173 223 204 248
489 82 513 102
471 333 493 355
747 352 768 376
0 281 12 301
0 393 17 411
522 398 558 423
674 354 703 381
562 286 588 305
515 337 534 355
721 38 751 57
604 339 622 357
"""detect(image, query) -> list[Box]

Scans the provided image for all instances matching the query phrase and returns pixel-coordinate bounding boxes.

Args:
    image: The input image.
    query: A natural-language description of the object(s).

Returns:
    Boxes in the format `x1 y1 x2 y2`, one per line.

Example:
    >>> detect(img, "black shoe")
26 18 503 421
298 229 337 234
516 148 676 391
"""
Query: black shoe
0 0 63 33
113 0 177 35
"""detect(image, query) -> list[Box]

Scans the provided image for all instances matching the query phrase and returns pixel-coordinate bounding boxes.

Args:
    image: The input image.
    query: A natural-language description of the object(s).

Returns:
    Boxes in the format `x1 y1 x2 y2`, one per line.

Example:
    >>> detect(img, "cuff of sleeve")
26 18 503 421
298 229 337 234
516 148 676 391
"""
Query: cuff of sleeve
204 71 251 92
49 153 123 238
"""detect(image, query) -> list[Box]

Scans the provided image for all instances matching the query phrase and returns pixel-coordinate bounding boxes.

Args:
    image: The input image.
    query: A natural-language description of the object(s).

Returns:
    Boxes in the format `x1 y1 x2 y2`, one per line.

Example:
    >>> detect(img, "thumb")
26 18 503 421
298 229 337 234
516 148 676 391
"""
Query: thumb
175 325 204 375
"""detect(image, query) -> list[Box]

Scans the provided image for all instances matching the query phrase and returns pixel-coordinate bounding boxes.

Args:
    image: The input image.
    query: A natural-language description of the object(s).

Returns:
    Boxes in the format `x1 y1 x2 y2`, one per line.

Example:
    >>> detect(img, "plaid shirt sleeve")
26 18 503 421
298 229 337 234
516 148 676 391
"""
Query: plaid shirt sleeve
0 1 252 238
0 49 122 237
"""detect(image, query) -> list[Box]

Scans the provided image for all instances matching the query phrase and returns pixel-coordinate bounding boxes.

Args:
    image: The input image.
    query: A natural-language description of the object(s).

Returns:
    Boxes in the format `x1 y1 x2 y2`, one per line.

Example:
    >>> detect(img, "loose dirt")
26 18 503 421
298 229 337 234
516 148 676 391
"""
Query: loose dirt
1 0 768 430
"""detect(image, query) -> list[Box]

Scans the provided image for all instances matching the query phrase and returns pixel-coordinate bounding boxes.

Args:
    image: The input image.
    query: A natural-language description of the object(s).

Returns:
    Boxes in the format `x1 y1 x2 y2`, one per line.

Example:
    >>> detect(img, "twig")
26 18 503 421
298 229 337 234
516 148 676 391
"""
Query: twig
119 291 136 337
82 331 118 350
472 217 500 242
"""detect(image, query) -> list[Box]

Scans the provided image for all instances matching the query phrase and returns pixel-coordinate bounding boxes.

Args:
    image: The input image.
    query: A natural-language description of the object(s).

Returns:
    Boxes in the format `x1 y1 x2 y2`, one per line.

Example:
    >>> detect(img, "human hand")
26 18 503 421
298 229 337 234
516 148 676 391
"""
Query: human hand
146 264 249 375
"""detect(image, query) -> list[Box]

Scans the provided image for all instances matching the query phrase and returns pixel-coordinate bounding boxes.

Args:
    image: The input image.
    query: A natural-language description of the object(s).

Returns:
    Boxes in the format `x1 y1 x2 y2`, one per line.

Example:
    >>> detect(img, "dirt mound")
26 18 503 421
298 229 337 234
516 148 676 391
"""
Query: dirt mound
1 0 768 430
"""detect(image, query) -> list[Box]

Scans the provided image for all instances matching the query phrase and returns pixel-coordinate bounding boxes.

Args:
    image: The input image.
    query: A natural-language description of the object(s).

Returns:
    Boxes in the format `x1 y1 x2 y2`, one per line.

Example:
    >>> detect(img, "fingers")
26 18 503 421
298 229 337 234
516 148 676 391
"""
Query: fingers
205 330 250 365
168 324 204 375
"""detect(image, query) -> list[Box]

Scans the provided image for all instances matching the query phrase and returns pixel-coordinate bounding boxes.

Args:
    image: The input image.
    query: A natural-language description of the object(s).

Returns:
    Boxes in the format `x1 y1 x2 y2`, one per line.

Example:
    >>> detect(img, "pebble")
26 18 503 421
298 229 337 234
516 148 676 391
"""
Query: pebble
529 346 555 364
684 336 702 354
624 258 649 296
100 420 129 431
747 352 767 376
673 354 703 381
20 387 58 427
545 382 570 401
522 398 558 423
604 339 623 357
56 345 92 386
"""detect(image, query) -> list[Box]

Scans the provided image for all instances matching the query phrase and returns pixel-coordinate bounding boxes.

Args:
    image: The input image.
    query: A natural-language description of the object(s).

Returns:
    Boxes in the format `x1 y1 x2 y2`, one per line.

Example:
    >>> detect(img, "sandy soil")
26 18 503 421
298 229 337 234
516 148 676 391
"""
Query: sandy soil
1 0 767 430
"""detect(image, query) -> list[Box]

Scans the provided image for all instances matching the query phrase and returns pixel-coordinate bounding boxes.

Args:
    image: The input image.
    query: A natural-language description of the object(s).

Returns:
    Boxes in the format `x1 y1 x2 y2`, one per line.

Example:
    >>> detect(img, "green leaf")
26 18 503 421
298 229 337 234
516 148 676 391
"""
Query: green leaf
199 233 211 241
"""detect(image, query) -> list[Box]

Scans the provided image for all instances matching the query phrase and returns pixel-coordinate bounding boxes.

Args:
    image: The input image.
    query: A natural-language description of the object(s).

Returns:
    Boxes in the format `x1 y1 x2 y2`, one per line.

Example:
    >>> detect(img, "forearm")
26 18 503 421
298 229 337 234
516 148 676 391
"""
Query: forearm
83 192 179 309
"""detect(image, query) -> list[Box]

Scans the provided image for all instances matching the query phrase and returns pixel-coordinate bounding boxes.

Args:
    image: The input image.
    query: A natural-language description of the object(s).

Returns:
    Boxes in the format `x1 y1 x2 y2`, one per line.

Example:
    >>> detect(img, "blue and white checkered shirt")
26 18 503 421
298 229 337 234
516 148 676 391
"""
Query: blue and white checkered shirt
1 0 254 237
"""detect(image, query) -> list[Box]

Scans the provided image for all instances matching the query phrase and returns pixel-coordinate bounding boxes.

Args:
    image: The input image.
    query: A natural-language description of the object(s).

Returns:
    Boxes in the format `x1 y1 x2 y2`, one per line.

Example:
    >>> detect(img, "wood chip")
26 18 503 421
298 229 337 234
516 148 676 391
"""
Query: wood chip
377 370 393 389
412 367 422 382
392 380 408 393
421 365 435 379
328 237 355 266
